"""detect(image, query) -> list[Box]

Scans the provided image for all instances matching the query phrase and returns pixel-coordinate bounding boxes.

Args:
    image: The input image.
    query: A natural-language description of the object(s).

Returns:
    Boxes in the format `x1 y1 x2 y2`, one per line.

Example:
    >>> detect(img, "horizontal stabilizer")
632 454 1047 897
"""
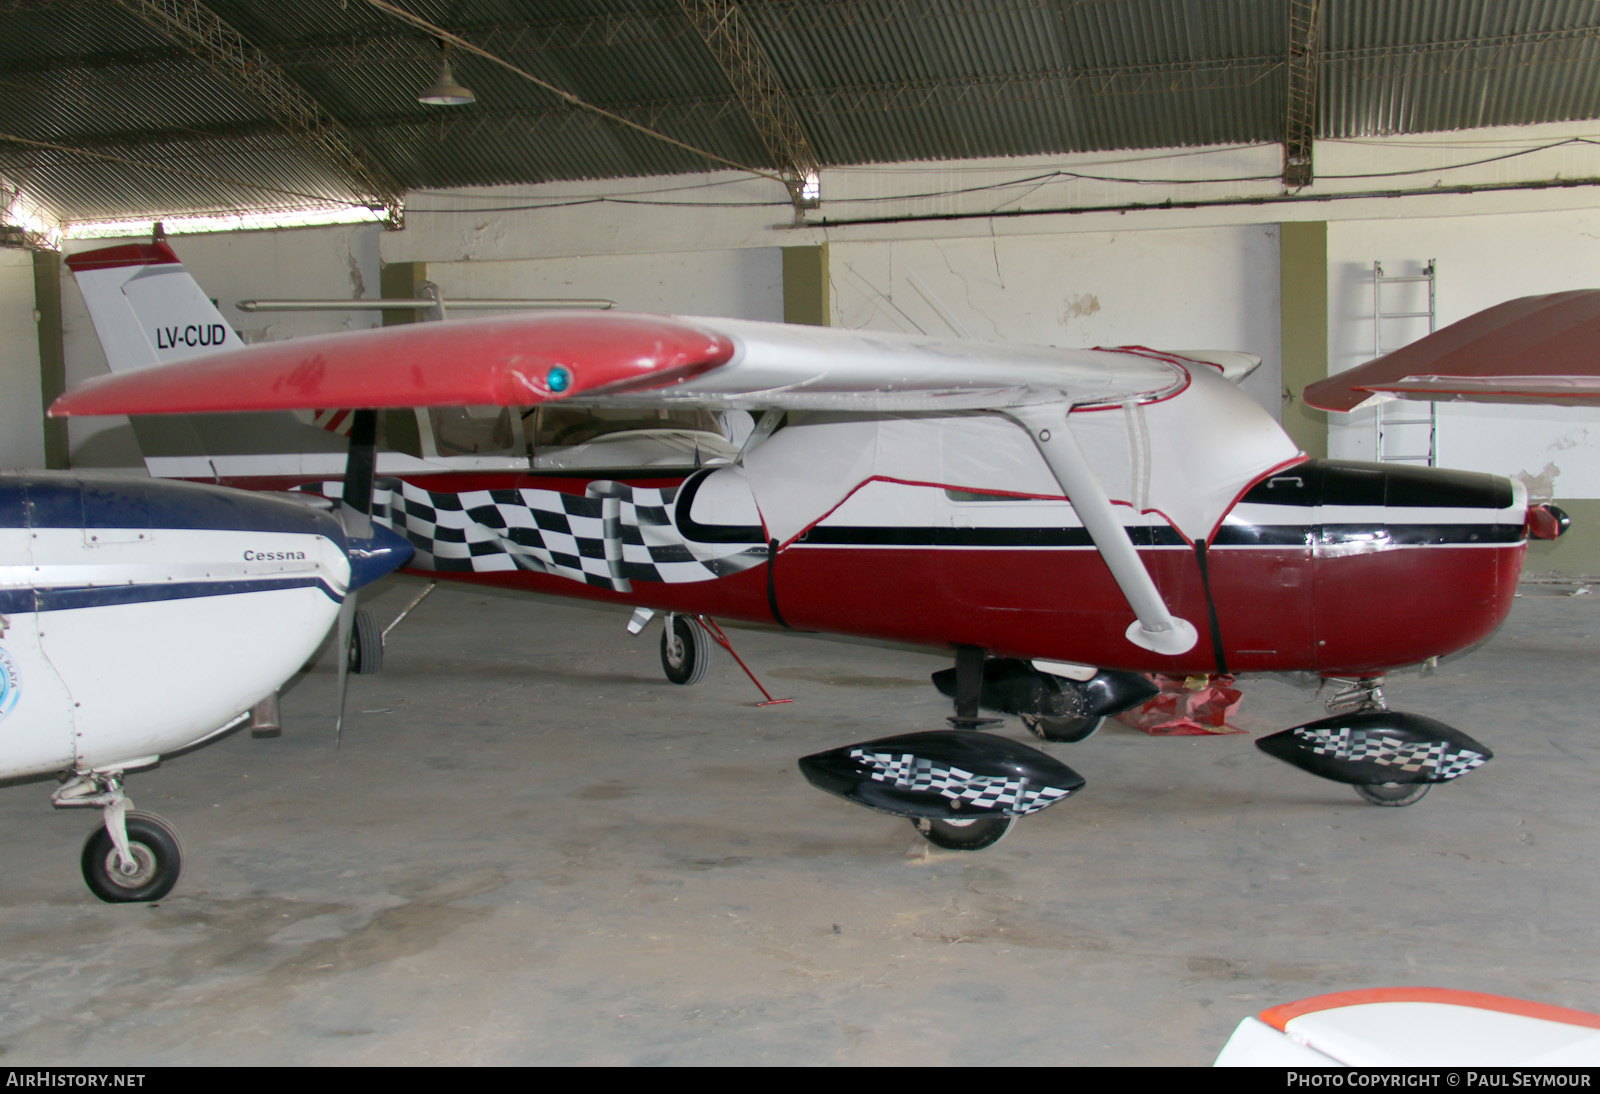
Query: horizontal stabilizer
1171 350 1261 383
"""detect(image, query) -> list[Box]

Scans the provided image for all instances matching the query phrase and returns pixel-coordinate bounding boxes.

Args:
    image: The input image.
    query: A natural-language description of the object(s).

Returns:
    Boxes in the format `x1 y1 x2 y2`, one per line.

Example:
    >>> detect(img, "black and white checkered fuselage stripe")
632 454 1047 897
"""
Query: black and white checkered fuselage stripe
1294 725 1487 780
305 479 767 589
849 748 1074 815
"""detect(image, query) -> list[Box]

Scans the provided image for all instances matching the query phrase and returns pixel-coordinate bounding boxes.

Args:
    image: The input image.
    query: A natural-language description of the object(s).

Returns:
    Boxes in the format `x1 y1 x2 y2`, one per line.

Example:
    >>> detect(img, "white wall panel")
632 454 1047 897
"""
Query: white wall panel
429 247 782 321
829 227 1283 418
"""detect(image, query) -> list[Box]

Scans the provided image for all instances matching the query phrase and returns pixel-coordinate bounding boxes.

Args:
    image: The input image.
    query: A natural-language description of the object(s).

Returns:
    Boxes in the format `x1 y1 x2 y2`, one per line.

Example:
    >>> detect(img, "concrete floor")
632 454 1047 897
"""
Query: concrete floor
2 576 1598 1066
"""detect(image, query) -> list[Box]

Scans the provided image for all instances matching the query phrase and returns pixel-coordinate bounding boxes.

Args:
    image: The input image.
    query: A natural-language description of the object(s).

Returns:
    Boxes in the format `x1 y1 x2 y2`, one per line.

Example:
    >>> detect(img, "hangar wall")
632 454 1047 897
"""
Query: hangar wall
426 248 784 321
823 228 1283 418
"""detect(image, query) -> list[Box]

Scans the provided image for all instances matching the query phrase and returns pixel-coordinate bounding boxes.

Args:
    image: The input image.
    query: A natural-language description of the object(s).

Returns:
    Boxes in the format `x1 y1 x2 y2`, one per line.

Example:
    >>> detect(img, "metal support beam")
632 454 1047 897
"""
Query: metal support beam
1283 0 1322 188
677 0 820 215
109 0 404 226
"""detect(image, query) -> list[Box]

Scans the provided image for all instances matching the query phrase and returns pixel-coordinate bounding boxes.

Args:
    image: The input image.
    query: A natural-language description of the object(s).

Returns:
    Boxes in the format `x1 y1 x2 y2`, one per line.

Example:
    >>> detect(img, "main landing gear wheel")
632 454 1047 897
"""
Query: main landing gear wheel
661 614 712 686
80 811 183 903
1354 781 1431 807
913 815 1014 851
1022 713 1105 743
348 607 383 675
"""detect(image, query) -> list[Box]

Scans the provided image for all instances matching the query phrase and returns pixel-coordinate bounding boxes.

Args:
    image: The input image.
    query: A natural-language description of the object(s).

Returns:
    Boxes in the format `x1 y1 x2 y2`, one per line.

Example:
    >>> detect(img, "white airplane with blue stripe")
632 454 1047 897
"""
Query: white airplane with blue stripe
0 471 410 902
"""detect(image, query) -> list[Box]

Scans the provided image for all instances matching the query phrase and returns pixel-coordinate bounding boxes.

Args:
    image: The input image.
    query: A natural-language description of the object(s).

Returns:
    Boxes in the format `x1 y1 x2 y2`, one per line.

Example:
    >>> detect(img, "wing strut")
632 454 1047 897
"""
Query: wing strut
1005 406 1198 657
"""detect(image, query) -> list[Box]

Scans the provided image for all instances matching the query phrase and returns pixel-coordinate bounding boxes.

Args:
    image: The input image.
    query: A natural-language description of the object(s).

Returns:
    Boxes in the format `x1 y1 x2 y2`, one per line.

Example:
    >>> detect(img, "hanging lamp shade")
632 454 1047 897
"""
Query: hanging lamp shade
419 55 474 106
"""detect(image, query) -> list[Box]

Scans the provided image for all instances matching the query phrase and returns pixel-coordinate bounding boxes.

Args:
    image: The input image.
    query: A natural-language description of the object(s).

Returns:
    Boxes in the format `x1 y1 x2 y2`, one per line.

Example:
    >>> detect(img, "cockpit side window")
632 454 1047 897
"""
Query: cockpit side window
529 407 727 448
428 406 523 457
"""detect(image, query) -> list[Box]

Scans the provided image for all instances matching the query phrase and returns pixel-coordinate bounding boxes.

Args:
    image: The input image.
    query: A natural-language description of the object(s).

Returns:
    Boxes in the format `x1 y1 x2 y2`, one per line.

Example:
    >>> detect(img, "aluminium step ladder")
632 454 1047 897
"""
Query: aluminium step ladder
1372 259 1438 466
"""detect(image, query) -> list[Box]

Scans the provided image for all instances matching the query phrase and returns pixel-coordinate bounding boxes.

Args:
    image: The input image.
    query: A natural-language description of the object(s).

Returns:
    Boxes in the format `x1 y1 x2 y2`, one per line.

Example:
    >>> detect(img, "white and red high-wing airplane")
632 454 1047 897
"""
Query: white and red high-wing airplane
1215 988 1600 1066
0 469 411 901
52 241 1570 850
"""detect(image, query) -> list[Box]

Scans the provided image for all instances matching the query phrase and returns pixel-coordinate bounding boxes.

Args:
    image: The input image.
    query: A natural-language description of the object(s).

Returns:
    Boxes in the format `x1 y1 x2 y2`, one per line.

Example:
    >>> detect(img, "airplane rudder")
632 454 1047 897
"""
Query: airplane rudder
66 242 242 374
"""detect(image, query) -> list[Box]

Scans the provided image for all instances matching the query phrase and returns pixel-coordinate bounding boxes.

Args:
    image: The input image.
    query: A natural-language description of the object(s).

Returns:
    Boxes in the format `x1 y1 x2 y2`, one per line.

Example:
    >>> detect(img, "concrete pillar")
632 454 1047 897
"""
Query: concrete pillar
1279 222 1328 459
782 245 829 327
379 261 426 455
380 260 427 327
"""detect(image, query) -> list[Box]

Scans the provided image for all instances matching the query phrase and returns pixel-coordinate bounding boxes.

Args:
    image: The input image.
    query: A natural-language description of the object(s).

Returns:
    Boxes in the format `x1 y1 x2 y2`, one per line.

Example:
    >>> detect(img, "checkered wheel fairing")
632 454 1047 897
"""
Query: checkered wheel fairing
849 748 1073 815
1296 725 1487 781
798 730 1087 821
1255 710 1493 786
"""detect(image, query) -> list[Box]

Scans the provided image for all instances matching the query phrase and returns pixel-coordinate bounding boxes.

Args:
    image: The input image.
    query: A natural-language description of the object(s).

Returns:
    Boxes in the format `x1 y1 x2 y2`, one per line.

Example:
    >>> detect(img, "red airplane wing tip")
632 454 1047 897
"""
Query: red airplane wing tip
50 312 737 417
1261 988 1600 1033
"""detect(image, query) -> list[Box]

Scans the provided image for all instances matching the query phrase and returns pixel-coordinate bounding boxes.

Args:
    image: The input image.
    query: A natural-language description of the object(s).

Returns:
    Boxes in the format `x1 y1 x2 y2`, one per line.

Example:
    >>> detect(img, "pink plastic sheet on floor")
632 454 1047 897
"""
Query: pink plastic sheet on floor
1115 673 1246 736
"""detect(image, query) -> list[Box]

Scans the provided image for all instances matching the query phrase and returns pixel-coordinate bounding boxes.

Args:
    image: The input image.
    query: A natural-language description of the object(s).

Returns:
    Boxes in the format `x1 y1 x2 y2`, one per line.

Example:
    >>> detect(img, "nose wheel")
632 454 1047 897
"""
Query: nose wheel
1353 781 1430 807
80 810 183 903
54 772 185 903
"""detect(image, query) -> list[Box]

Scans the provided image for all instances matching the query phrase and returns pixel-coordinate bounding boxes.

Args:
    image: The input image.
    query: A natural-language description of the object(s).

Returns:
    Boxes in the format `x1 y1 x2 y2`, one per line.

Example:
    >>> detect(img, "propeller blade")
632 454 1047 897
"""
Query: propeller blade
334 409 379 745
334 595 356 748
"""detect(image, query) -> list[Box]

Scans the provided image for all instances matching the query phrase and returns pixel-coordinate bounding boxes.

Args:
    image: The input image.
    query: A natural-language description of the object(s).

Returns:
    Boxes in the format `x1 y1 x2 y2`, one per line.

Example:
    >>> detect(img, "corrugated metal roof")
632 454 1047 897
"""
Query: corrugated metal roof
3 0 1600 228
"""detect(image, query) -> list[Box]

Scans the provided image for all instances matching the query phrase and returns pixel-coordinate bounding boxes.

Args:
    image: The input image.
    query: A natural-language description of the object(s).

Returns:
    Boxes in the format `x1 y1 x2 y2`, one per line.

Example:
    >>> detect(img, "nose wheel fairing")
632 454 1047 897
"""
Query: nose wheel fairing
1256 709 1492 791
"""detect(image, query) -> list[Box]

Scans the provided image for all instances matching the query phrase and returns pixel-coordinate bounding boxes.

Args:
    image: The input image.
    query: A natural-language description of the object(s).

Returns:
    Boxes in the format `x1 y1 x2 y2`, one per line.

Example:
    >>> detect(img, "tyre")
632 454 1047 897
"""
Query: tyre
1354 781 1430 807
81 811 183 903
348 607 383 675
660 615 712 686
1022 713 1105 743
913 814 1014 851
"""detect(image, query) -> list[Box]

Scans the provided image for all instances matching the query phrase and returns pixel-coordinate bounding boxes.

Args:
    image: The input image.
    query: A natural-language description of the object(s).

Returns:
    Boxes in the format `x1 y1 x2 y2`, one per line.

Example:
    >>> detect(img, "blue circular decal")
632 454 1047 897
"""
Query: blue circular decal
0 647 18 720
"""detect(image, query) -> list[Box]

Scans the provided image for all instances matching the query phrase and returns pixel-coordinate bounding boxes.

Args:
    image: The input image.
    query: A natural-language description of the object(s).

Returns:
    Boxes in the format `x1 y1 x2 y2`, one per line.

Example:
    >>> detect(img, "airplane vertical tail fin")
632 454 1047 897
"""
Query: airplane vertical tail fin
66 242 244 374
65 243 351 477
